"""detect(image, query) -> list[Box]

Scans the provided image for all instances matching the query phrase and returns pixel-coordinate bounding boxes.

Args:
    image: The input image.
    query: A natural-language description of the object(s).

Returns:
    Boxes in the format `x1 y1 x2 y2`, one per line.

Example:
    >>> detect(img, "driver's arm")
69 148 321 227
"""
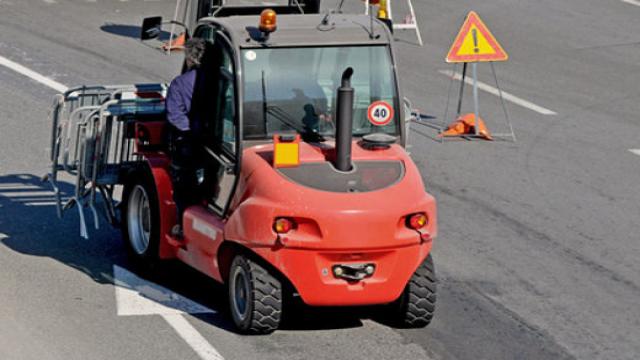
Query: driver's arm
166 76 192 132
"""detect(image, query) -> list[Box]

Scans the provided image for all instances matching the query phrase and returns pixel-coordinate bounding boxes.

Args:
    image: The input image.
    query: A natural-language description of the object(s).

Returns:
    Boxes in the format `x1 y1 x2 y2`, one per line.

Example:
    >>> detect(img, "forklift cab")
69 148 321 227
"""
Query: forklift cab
184 12 404 219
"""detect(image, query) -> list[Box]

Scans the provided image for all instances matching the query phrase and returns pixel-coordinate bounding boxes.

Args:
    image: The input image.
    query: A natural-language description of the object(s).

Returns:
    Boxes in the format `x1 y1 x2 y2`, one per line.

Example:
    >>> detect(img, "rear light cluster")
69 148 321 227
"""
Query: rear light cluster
407 213 428 230
273 217 296 234
275 214 427 234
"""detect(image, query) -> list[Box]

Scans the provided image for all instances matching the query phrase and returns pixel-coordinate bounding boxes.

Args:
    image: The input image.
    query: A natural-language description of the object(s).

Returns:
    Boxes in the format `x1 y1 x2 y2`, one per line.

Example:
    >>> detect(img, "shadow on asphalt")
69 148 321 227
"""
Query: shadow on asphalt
0 173 118 285
100 23 172 41
0 173 368 334
0 174 582 355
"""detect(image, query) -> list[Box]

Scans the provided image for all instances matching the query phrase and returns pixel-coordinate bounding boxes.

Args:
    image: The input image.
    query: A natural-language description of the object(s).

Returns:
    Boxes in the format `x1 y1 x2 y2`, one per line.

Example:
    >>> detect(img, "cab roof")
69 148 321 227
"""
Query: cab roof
200 14 392 48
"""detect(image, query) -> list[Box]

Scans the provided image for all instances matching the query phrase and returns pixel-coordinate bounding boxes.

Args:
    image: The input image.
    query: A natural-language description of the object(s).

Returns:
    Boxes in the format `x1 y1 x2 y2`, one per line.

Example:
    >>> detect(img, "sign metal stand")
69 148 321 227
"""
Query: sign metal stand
441 11 516 142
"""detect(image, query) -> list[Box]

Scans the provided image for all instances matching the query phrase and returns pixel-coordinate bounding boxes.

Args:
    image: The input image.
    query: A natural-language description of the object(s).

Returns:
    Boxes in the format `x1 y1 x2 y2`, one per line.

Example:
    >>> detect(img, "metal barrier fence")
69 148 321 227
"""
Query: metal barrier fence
45 84 167 238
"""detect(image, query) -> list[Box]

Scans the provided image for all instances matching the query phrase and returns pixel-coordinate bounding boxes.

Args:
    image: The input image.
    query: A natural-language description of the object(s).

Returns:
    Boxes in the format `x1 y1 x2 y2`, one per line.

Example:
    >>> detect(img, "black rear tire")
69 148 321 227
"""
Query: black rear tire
392 254 437 328
228 255 282 334
120 167 161 264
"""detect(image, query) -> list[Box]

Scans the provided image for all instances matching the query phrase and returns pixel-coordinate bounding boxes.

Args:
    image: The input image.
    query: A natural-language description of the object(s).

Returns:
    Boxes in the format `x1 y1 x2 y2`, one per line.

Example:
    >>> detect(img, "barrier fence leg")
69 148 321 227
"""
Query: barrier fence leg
168 0 182 55
406 0 423 46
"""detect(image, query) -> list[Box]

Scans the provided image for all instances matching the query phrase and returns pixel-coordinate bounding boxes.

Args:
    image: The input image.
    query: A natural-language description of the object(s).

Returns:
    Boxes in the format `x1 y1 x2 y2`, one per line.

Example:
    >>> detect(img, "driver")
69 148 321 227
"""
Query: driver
166 38 207 238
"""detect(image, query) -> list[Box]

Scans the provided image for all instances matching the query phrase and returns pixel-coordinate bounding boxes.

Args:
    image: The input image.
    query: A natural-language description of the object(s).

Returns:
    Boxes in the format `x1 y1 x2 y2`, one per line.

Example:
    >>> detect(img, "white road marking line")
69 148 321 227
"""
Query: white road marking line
439 69 557 115
114 265 215 316
0 55 68 93
24 202 58 206
0 190 53 198
114 266 224 360
0 184 41 190
621 0 640 6
629 149 640 156
162 314 225 360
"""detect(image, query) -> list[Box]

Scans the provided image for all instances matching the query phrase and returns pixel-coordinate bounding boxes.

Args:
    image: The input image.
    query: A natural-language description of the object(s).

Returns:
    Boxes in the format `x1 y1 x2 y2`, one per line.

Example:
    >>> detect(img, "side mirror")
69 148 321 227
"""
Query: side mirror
403 97 415 123
141 16 162 40
403 97 414 145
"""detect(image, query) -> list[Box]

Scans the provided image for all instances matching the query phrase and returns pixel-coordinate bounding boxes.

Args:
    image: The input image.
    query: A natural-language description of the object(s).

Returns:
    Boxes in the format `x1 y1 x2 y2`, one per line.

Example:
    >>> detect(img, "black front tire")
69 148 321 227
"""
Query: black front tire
228 255 282 334
392 254 437 328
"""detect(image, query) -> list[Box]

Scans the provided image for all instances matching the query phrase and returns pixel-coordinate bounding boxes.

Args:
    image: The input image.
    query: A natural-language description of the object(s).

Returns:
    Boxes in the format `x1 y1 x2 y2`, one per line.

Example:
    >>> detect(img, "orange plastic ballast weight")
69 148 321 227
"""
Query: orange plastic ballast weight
440 113 493 140
161 32 186 51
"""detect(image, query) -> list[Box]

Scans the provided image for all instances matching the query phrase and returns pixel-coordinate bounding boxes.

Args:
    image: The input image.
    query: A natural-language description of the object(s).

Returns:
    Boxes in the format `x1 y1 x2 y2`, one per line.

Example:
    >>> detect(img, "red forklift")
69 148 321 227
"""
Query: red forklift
46 2 437 334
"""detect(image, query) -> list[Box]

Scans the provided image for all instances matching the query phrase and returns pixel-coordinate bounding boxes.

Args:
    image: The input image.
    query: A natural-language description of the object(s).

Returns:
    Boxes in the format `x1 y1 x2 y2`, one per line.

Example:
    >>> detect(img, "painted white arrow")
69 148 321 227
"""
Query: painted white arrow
113 265 224 360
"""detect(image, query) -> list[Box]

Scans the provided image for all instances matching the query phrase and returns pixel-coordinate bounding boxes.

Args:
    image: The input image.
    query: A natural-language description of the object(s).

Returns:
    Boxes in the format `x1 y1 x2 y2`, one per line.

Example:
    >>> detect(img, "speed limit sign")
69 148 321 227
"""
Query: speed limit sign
367 101 394 126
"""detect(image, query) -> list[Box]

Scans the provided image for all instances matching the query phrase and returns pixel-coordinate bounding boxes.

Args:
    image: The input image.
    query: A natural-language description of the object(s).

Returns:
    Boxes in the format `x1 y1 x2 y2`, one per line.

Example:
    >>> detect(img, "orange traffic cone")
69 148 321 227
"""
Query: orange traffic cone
161 32 186 51
440 113 493 140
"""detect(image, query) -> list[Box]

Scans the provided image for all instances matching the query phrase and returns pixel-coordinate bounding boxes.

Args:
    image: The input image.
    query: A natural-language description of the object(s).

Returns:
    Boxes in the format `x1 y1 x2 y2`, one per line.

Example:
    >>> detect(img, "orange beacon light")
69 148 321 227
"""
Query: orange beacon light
259 9 277 33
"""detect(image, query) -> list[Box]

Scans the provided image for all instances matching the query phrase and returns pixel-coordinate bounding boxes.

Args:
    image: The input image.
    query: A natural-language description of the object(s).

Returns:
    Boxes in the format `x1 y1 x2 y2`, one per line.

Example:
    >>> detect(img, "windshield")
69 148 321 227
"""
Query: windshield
241 46 399 140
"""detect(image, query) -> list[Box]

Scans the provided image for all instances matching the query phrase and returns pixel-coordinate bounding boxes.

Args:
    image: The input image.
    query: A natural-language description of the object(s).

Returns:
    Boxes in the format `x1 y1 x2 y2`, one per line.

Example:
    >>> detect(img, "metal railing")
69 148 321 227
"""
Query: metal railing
45 84 167 238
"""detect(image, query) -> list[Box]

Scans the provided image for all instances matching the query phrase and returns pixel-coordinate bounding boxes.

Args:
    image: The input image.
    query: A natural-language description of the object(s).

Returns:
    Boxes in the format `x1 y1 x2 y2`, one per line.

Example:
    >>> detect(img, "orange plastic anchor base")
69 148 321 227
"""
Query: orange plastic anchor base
161 33 186 51
440 113 493 140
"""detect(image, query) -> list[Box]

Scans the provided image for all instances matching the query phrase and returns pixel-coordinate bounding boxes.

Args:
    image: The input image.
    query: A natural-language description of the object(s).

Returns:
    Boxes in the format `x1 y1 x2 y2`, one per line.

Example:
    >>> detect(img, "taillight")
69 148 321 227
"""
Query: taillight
407 213 428 230
273 218 295 234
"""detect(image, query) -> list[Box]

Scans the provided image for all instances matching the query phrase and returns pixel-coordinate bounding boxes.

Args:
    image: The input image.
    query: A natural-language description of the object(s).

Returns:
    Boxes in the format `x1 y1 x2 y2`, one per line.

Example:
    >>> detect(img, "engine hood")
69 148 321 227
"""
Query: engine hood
224 140 437 250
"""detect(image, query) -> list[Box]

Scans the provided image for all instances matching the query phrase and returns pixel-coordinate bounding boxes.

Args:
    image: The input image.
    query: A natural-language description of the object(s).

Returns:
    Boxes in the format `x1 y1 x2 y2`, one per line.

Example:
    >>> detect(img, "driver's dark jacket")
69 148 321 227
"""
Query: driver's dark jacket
166 69 205 220
166 69 198 132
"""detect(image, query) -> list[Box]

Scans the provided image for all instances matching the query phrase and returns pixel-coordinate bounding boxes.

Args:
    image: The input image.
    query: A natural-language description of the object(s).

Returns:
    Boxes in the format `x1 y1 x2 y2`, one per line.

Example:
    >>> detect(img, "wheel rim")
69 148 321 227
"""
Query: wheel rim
127 185 151 255
231 266 250 322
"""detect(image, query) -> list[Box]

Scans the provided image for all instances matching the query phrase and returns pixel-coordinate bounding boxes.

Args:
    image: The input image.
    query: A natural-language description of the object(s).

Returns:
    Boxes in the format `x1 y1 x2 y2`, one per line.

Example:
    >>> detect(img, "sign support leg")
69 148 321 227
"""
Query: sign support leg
490 61 516 142
472 62 480 136
456 62 467 119
441 63 457 142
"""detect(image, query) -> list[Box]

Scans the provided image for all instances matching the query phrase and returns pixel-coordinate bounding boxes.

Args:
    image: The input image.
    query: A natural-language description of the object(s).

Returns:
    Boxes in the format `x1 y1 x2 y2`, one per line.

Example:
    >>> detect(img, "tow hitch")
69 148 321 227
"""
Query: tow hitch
332 263 376 281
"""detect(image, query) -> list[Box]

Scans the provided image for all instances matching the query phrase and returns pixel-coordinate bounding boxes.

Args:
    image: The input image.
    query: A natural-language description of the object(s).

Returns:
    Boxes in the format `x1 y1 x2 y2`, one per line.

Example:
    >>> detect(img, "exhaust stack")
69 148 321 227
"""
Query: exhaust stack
334 68 354 172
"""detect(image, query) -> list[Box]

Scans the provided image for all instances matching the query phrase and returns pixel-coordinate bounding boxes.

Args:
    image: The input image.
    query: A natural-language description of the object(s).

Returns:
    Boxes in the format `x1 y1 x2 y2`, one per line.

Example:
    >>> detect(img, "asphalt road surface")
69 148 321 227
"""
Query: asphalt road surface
1 1 639 359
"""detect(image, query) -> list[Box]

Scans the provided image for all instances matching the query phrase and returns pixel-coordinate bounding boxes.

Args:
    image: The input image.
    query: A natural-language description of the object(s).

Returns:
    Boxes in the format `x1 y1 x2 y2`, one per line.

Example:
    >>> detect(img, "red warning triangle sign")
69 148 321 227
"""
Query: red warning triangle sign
446 11 508 63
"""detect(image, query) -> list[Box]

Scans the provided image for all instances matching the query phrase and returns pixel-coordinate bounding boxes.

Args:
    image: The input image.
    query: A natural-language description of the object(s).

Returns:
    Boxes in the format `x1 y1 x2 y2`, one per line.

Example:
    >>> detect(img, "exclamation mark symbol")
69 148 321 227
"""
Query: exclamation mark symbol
472 28 479 53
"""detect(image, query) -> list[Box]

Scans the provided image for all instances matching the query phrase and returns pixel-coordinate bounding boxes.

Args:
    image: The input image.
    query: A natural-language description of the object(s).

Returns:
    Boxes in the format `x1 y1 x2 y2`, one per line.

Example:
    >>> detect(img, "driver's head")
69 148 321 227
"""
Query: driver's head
184 38 206 70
